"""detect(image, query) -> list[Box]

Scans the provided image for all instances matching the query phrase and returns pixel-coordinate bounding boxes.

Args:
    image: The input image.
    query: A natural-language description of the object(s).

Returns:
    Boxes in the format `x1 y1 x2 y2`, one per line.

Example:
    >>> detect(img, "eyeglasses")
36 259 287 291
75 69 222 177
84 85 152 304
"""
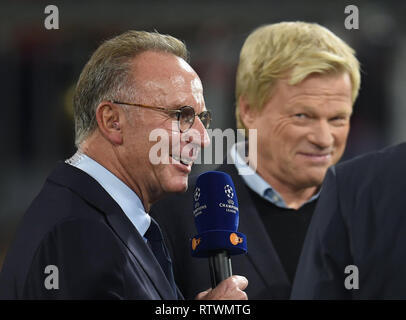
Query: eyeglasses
110 100 211 133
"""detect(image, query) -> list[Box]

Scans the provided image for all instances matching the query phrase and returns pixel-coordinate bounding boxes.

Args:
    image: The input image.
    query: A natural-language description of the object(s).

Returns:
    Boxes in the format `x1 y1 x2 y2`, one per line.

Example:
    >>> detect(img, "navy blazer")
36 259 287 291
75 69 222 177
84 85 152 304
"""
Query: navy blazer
292 142 406 299
0 162 180 300
151 163 291 299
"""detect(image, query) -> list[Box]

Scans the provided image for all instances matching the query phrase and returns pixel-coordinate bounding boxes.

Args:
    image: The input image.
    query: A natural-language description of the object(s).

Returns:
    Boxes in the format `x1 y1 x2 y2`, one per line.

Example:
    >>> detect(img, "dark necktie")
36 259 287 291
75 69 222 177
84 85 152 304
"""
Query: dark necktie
144 218 178 298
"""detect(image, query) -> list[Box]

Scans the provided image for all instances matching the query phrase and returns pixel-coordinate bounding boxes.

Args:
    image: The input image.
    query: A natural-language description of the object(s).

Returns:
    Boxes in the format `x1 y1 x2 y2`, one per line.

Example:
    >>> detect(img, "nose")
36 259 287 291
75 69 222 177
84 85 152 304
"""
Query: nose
185 116 211 149
196 116 211 148
307 120 334 149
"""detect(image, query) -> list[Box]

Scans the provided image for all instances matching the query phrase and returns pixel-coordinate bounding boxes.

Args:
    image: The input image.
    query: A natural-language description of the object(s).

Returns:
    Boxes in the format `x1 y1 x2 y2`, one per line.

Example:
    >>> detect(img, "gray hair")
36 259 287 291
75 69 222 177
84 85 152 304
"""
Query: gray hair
73 30 189 147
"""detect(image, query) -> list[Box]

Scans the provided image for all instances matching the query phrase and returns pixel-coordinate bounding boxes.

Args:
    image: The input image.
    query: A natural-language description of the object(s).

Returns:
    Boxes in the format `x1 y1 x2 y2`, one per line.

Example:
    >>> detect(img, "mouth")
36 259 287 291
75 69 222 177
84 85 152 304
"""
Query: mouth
297 152 332 164
170 154 195 167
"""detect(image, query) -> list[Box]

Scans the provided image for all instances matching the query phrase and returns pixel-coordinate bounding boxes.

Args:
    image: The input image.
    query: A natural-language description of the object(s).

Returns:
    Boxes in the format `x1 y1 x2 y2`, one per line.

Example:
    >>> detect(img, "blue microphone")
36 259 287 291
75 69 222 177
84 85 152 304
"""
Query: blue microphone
190 171 247 287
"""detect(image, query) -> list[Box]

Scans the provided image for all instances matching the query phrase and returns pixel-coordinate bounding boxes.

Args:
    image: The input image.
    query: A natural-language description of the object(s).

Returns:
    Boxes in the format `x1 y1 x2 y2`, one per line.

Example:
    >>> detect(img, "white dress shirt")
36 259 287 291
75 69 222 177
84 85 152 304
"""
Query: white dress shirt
66 151 151 237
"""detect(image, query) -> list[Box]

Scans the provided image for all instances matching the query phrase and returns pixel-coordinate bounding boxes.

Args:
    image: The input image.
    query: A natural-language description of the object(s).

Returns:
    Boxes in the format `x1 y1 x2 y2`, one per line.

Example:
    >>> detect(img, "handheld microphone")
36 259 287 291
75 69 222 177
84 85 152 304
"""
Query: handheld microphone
190 171 247 288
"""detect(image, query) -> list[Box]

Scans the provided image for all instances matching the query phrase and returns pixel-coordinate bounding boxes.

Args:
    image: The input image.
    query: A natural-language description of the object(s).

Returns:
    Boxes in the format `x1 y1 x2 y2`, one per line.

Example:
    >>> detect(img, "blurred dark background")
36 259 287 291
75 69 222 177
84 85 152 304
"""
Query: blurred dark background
1 0 406 269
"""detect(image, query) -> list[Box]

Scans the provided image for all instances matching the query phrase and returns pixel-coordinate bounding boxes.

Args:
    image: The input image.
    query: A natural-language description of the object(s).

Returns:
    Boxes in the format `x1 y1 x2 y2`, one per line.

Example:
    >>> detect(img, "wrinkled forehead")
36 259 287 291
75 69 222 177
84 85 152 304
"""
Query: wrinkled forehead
131 52 200 88
130 52 203 106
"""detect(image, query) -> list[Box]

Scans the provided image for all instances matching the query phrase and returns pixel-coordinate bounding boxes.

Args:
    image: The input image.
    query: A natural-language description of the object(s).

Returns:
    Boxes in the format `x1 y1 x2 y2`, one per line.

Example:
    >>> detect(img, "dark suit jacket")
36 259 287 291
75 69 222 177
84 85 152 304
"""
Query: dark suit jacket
151 163 291 299
291 142 406 299
0 162 180 300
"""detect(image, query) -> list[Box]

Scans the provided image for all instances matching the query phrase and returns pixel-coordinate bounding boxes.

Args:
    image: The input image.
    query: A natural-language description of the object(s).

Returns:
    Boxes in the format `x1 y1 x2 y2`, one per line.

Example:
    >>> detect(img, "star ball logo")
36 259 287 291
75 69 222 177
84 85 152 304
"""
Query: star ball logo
219 185 238 214
194 187 201 202
224 185 234 199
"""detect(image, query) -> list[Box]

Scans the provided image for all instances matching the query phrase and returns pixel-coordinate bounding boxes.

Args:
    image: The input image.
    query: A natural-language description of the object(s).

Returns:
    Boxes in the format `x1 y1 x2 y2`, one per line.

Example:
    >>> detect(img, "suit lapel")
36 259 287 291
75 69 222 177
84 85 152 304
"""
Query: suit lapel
102 203 176 300
48 162 176 299
218 163 291 288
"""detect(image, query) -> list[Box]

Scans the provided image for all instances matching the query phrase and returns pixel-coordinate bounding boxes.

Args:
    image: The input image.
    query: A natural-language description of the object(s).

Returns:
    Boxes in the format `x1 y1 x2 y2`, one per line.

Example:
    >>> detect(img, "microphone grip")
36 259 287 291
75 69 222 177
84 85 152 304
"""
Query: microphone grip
208 250 232 288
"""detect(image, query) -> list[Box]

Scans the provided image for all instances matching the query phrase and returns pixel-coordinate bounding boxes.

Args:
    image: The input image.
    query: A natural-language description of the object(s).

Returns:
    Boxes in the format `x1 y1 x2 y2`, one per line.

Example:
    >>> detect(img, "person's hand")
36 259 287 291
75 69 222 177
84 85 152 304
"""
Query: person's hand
195 275 248 300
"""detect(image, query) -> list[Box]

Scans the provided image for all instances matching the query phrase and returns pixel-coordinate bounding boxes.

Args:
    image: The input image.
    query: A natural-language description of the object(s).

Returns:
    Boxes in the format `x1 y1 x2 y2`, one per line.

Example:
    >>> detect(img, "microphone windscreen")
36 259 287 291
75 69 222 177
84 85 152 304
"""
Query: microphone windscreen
193 171 239 234
191 171 247 257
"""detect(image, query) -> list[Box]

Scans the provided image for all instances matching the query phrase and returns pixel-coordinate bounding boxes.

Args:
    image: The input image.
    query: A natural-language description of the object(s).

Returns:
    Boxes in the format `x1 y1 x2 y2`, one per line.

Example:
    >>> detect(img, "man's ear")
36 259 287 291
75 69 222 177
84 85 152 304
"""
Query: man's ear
238 96 257 129
95 101 124 145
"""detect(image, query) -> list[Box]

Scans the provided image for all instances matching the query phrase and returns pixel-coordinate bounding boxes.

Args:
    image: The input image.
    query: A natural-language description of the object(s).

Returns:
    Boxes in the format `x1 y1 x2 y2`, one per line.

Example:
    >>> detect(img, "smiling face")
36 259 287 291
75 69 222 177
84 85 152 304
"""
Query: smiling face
119 51 210 202
244 72 353 192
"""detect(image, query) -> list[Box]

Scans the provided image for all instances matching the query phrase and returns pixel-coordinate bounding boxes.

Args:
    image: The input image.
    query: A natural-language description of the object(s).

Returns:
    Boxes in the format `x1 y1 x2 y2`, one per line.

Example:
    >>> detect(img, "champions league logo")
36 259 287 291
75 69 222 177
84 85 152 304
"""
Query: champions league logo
219 184 238 214
224 185 234 199
194 187 201 202
193 187 206 217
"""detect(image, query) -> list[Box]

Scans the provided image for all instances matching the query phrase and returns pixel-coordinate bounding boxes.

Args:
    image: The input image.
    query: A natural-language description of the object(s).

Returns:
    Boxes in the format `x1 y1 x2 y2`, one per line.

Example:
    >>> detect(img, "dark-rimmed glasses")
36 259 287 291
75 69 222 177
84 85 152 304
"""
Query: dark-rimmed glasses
110 100 211 133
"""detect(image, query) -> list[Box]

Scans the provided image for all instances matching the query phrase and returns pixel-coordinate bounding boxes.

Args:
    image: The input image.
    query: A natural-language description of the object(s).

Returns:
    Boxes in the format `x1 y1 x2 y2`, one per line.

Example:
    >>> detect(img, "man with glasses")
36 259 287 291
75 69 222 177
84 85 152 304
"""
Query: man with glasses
0 30 248 300
109 101 212 134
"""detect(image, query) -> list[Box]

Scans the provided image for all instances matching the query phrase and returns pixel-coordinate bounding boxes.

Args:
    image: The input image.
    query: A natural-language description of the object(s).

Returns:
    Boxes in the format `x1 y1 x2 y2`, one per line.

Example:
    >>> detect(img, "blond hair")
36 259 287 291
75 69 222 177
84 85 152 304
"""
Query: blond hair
235 22 361 129
73 30 188 147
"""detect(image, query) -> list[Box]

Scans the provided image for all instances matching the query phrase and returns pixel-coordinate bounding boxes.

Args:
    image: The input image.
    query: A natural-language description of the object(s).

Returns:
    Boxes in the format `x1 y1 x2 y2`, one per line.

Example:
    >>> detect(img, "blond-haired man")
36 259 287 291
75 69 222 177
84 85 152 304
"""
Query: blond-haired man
152 22 361 299
0 30 248 300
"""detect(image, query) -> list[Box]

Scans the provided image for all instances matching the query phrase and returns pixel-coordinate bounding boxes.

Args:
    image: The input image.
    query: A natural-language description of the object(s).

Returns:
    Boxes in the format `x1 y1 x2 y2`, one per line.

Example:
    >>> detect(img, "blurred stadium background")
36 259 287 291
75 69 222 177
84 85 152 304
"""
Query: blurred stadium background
1 0 406 269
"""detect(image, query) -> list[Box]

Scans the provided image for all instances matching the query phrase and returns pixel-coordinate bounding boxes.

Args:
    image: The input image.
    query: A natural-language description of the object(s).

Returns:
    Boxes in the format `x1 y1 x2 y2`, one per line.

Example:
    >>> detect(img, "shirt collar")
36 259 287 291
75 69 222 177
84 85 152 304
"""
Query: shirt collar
230 142 320 209
66 151 151 237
